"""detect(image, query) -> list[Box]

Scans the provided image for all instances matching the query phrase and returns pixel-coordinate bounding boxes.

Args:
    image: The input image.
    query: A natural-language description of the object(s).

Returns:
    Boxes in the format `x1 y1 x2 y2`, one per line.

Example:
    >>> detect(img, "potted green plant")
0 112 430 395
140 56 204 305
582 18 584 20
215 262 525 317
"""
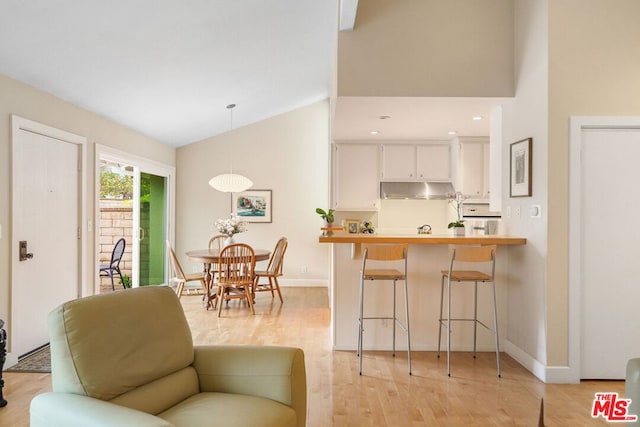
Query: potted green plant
315 207 335 227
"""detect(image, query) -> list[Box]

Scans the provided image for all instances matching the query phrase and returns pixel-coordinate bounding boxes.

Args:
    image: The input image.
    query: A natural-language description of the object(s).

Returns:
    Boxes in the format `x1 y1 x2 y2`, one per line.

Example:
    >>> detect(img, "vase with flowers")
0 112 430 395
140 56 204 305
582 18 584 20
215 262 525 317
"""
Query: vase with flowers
447 192 470 236
214 214 247 246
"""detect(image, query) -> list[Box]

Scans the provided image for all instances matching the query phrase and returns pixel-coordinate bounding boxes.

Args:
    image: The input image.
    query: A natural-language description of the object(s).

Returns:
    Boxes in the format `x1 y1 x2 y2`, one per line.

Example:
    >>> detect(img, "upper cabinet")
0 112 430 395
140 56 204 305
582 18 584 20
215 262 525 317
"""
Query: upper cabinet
333 143 379 211
381 143 451 181
381 145 415 180
417 144 451 181
456 138 490 198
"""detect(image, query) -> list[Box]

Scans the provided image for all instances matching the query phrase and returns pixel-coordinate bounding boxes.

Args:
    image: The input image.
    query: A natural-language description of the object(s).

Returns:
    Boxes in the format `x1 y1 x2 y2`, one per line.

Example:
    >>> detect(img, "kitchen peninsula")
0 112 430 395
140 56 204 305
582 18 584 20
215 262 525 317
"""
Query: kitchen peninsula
319 231 526 355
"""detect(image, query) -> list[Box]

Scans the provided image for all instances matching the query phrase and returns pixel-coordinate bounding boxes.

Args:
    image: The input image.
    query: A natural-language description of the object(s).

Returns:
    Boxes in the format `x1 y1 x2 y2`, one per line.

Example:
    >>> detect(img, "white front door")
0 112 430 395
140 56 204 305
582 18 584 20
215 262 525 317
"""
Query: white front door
573 120 640 379
10 116 84 364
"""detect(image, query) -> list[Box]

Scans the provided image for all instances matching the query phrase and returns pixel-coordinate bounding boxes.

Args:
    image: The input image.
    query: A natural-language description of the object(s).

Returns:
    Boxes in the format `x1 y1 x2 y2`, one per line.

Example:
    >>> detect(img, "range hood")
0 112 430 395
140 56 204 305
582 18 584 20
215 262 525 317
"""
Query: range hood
380 181 455 200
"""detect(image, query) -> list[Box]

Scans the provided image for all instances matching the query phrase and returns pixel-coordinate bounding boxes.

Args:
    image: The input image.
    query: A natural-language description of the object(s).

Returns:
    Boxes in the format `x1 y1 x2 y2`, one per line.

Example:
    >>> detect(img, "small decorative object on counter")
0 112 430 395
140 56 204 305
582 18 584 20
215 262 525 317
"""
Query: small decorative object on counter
446 192 470 236
417 224 432 235
315 208 335 227
215 214 247 246
0 318 7 407
360 221 375 234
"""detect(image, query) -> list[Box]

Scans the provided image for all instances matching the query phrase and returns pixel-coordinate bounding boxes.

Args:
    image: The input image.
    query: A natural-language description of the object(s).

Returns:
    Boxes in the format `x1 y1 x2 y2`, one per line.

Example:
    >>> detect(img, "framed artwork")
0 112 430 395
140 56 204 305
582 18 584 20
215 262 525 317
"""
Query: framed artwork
510 138 532 197
232 189 272 223
345 219 360 234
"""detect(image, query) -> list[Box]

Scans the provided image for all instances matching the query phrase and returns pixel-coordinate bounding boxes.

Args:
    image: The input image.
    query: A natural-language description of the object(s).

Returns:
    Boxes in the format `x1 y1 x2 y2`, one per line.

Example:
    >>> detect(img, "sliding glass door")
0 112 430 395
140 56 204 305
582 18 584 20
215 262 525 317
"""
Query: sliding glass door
97 146 175 292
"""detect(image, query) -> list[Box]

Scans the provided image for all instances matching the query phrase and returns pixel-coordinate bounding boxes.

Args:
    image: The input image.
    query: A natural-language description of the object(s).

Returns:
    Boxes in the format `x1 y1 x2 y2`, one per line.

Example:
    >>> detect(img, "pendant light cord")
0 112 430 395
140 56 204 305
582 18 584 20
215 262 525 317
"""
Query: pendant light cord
227 103 236 174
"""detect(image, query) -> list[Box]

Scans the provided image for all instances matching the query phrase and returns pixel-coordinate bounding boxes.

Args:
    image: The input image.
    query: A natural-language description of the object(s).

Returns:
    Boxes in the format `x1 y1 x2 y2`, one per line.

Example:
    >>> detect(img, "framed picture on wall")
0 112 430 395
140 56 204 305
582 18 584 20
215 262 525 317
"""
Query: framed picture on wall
510 138 532 197
232 189 272 223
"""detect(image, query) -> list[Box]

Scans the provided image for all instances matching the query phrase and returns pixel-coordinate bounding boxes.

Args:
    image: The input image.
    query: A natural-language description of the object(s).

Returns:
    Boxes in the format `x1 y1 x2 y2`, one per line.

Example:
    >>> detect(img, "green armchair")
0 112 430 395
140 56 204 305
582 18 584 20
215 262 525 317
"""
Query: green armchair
30 286 306 427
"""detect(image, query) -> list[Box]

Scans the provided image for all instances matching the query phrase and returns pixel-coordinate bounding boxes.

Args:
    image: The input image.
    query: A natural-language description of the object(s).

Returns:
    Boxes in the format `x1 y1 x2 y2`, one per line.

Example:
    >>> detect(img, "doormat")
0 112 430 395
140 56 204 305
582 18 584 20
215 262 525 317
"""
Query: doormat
5 345 51 373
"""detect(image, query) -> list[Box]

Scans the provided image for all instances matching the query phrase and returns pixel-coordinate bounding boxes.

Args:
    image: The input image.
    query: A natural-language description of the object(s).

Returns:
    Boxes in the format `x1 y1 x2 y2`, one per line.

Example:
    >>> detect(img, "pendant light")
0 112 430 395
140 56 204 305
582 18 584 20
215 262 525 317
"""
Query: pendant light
208 103 253 193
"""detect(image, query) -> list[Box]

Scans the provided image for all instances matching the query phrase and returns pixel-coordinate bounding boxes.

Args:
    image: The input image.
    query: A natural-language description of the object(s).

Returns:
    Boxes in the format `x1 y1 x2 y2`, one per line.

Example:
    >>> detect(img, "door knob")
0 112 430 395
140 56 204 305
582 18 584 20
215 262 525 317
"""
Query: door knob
19 240 34 261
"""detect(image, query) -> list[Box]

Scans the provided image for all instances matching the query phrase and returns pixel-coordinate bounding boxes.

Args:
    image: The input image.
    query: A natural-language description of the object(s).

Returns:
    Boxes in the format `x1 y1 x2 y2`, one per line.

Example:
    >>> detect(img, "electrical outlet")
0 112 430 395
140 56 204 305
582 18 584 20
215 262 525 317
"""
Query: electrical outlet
300 266 308 274
515 205 521 218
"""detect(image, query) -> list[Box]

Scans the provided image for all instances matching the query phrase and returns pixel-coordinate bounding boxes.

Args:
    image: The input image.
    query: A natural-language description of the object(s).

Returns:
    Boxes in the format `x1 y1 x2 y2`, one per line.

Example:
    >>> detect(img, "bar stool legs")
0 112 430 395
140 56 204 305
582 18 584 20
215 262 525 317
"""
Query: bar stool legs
357 278 412 375
437 245 500 378
437 276 501 377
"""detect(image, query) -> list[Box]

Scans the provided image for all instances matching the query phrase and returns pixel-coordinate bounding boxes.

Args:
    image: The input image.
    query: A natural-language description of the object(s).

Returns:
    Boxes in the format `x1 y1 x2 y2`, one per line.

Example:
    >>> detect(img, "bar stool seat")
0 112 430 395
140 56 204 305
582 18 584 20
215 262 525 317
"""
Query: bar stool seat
357 243 412 375
438 245 500 377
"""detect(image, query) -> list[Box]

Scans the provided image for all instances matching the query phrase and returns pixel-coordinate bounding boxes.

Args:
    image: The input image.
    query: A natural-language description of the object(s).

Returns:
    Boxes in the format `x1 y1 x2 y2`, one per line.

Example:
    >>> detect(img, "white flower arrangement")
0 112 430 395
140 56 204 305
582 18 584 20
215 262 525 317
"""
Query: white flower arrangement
446 191 470 229
214 214 247 237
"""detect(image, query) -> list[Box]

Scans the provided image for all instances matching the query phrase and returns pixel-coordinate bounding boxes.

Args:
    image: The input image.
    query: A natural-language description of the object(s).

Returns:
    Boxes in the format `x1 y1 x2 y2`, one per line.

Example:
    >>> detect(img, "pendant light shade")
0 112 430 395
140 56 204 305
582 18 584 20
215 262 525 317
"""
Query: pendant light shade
208 103 253 193
208 173 253 193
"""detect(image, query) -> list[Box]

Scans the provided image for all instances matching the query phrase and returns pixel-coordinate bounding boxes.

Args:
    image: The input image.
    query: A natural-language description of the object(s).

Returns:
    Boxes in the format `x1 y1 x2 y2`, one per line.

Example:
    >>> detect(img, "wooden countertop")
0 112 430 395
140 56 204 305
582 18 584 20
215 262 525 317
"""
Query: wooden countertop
318 232 526 245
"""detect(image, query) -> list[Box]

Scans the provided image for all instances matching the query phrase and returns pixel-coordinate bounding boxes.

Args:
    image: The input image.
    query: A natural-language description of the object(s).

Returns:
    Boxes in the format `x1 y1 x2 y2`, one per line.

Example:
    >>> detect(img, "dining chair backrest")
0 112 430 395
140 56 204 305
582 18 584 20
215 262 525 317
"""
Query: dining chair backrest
166 240 187 281
111 238 126 267
208 234 227 251
266 237 288 275
217 243 255 285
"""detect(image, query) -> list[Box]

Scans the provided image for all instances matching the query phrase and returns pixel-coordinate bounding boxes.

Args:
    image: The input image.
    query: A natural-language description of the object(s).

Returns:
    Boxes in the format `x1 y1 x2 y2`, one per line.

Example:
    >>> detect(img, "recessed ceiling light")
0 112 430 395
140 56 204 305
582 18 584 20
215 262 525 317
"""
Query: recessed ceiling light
370 130 380 135
379 115 391 120
448 131 457 135
472 116 483 121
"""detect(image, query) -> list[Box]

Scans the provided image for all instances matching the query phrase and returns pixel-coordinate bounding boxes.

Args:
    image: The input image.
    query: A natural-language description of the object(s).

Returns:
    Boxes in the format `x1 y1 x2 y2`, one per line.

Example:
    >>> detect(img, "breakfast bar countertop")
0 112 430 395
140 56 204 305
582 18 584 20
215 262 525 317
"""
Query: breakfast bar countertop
318 232 526 246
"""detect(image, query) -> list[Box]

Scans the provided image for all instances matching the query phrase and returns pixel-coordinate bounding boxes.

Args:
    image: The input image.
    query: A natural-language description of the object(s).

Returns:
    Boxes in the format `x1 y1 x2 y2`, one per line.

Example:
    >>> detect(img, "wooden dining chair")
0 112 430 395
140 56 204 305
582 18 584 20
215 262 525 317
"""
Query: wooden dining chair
215 243 256 317
253 237 287 303
166 240 207 299
208 234 227 283
208 234 227 251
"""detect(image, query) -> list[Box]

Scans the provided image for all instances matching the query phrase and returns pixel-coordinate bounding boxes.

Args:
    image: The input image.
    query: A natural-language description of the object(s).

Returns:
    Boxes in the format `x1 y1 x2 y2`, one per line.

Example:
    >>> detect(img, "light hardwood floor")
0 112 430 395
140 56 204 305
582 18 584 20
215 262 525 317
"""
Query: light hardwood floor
0 287 623 426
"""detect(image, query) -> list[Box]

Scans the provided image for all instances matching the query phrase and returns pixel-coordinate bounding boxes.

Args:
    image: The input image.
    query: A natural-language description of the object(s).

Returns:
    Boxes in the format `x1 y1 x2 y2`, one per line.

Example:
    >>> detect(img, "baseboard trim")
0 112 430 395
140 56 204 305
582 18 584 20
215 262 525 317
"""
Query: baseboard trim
278 279 328 287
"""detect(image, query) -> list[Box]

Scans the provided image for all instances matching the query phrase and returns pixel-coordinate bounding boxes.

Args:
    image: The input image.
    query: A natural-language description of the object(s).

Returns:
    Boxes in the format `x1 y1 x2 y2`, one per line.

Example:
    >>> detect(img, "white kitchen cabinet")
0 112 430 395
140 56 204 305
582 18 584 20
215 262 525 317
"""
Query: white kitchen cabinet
458 139 490 198
417 144 451 181
334 144 379 211
381 145 416 180
381 143 451 181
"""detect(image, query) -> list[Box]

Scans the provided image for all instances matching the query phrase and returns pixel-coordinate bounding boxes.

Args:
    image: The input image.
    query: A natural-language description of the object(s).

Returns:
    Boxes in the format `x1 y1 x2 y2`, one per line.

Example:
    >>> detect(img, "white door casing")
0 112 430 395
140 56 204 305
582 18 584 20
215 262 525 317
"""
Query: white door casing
10 115 86 366
569 116 640 381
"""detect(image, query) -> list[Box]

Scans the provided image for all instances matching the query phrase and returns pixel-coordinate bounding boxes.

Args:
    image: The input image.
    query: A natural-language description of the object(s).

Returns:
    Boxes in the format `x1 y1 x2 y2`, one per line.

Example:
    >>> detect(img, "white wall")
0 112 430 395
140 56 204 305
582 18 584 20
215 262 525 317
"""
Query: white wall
175 100 330 286
0 72 175 357
500 0 550 378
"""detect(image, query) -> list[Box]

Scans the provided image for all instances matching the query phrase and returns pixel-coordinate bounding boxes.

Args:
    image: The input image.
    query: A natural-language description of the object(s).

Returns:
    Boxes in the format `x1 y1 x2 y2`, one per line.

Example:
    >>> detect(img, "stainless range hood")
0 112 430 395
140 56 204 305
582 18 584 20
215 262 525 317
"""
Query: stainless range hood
380 181 455 200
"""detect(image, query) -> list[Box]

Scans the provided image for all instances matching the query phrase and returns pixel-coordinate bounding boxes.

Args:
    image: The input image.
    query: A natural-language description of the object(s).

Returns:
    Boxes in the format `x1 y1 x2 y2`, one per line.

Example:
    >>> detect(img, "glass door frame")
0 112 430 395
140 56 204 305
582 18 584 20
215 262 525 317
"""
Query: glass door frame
95 144 175 292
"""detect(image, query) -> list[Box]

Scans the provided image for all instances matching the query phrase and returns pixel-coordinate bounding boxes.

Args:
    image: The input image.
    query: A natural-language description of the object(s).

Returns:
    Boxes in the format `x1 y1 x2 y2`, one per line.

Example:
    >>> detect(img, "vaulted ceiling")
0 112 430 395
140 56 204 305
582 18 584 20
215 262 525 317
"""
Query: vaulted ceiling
0 0 338 146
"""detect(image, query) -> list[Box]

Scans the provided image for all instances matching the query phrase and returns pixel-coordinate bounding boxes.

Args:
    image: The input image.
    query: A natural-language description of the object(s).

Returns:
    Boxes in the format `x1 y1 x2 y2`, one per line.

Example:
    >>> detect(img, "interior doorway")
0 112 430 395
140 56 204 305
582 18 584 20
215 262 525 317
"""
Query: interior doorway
96 145 175 293
569 116 640 380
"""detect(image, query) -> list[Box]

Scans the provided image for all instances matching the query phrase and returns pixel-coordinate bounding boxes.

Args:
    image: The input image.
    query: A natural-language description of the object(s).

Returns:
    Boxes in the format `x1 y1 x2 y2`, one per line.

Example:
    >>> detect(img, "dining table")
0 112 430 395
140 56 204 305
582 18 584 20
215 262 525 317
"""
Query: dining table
186 248 271 309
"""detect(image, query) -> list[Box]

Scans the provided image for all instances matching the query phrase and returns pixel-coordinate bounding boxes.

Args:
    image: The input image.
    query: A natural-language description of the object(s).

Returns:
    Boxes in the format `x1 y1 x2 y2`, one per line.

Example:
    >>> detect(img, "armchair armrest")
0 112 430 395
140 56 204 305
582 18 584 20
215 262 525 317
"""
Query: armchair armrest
31 393 173 427
193 345 306 427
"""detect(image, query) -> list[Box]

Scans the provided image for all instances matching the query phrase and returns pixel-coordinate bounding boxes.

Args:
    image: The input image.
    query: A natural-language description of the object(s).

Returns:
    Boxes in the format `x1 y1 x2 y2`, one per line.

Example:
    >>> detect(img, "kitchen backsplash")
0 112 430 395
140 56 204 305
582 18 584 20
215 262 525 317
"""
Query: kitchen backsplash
377 199 453 234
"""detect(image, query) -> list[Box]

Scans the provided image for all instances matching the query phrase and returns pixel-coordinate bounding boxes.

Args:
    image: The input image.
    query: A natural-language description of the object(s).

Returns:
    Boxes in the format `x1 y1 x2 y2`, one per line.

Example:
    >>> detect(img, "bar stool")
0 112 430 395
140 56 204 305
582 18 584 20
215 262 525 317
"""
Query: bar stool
357 243 412 375
437 245 500 377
